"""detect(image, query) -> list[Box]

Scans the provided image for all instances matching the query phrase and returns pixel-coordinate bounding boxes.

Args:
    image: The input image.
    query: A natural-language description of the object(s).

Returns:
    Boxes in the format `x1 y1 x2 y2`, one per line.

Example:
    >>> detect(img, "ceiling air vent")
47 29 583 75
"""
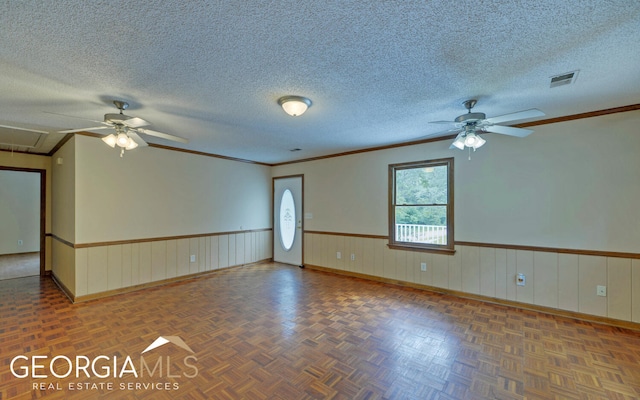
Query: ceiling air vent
550 70 579 88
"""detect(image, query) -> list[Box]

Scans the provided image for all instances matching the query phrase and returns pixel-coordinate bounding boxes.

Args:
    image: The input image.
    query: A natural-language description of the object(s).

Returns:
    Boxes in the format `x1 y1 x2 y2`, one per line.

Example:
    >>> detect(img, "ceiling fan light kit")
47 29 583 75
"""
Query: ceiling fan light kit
101 127 139 157
278 95 312 117
452 129 486 151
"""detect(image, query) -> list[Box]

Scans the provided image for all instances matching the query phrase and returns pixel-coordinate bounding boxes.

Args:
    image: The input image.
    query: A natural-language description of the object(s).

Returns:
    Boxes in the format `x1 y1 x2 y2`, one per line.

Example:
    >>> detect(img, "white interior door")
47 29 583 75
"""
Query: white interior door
273 176 302 266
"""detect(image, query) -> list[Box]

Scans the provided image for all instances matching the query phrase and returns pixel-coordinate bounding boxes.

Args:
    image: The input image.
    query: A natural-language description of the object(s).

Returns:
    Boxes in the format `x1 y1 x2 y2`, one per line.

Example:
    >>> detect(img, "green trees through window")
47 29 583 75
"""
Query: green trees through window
389 158 454 253
395 164 448 226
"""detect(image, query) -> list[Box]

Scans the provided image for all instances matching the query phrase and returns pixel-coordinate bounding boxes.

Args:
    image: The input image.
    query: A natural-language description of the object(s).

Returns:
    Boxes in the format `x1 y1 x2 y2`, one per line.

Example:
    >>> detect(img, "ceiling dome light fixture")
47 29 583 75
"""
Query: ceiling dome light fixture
278 95 312 117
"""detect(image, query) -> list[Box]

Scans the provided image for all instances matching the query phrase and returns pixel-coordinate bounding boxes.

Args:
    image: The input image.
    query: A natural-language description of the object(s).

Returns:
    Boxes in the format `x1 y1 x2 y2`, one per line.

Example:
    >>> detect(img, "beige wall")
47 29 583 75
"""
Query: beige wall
51 135 273 298
51 137 76 289
274 110 640 251
51 137 76 243
273 110 640 322
0 151 52 271
304 234 640 323
74 135 271 243
75 231 272 298
52 238 75 296
0 170 40 254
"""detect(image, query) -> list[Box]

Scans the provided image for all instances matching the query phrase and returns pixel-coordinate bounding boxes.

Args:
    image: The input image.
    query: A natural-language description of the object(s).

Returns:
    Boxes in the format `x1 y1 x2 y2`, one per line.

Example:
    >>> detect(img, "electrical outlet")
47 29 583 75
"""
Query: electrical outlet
336 252 341 259
420 262 427 272
190 255 196 263
597 285 607 297
350 254 355 261
516 273 526 286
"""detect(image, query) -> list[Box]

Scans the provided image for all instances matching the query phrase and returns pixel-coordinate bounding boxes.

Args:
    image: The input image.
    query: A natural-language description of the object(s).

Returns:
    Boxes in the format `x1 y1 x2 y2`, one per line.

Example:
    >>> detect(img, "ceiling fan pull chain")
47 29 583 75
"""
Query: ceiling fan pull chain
468 146 471 161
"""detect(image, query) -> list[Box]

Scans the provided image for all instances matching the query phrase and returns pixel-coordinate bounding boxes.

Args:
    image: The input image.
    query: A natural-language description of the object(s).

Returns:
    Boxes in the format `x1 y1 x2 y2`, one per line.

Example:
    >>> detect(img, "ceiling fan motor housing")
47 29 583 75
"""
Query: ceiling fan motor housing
455 112 486 124
104 113 130 125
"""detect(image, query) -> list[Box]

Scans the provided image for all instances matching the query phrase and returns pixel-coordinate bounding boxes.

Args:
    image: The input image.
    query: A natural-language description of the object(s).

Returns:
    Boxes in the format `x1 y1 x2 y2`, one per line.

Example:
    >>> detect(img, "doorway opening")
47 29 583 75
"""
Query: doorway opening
0 167 45 279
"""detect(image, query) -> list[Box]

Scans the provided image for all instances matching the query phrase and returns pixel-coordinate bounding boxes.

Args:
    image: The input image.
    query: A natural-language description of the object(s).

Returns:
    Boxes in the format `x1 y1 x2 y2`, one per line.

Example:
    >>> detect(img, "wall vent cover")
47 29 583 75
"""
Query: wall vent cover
550 70 579 88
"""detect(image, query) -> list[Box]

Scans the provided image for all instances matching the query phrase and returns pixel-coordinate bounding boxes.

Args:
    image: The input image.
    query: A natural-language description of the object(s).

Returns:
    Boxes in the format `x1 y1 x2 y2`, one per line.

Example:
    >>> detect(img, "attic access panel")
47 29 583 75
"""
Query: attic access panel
0 127 45 148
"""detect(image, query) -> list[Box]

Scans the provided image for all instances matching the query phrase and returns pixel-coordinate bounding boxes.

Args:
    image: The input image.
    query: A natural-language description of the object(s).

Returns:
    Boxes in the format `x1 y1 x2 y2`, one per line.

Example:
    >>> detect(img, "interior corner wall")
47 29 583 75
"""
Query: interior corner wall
0 150 52 271
51 136 76 294
272 110 640 323
51 137 76 245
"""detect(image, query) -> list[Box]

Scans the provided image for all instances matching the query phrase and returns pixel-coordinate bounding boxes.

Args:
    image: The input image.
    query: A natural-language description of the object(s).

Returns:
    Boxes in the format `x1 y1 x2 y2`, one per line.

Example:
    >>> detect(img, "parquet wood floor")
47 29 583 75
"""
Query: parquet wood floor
1 263 639 399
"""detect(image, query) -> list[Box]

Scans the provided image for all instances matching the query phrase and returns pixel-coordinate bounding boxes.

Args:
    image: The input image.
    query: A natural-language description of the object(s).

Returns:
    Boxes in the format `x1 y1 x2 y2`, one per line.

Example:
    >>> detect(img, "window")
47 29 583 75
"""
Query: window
388 158 454 253
279 189 296 251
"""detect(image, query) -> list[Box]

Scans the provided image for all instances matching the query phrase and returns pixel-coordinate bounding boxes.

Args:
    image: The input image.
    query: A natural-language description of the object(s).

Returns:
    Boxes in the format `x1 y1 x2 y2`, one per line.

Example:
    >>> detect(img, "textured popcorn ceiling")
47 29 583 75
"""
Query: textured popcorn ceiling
0 1 638 163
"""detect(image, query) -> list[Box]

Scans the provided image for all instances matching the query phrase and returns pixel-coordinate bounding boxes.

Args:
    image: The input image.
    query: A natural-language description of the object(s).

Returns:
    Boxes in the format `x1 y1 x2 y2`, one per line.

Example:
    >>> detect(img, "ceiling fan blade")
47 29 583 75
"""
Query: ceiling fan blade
485 109 545 124
127 131 148 147
58 126 111 134
429 120 456 124
0 124 49 134
137 128 188 144
123 117 150 128
414 127 462 142
484 125 534 137
43 111 105 124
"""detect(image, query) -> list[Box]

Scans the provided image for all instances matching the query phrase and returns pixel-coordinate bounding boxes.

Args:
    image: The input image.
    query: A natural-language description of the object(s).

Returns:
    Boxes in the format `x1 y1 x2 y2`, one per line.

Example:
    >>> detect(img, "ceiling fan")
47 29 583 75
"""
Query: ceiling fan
430 99 545 155
57 100 188 157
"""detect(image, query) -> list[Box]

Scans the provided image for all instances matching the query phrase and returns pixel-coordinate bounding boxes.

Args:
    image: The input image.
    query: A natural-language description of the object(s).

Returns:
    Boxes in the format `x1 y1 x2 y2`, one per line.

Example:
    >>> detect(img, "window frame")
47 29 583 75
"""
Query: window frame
388 157 455 254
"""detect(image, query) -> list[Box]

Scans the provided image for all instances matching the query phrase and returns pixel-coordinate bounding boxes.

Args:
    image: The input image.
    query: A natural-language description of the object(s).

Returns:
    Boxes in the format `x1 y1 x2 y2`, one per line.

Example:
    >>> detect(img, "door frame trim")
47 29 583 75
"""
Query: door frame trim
272 174 304 266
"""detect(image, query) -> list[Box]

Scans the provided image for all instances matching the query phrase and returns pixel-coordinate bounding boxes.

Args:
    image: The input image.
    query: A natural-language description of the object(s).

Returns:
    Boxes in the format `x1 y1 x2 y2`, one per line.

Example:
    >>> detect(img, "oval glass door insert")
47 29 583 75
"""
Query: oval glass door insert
279 189 296 251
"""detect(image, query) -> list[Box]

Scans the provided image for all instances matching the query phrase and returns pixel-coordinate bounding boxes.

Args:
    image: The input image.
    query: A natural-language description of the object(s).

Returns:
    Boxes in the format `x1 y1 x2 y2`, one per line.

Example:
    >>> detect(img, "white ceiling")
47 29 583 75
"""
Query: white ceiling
0 1 638 164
